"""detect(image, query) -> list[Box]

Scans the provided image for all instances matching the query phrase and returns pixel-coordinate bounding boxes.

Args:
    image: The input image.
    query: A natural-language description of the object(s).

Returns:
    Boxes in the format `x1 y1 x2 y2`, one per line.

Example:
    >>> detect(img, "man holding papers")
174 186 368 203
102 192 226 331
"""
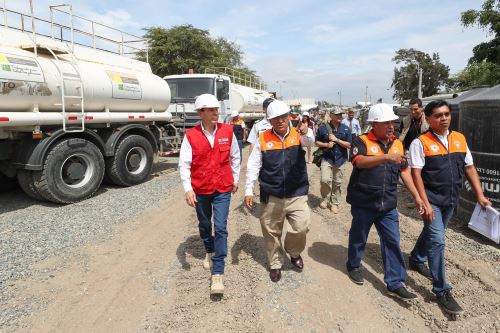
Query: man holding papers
408 100 491 317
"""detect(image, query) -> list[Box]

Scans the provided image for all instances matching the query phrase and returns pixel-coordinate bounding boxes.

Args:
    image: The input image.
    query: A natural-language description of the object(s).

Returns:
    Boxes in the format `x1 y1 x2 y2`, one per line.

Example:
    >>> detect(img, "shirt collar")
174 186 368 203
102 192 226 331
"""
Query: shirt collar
367 130 396 143
272 126 290 141
432 129 449 139
201 122 218 136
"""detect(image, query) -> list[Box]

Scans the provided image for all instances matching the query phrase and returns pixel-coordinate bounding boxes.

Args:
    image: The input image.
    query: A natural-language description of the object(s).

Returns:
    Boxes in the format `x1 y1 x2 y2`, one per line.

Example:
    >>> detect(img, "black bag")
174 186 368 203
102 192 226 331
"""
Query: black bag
312 123 333 168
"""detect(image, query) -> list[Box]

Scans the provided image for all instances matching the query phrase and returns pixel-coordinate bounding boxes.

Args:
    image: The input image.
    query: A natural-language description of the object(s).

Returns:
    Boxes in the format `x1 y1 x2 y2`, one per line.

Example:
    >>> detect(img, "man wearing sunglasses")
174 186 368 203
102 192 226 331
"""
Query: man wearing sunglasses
408 99 490 316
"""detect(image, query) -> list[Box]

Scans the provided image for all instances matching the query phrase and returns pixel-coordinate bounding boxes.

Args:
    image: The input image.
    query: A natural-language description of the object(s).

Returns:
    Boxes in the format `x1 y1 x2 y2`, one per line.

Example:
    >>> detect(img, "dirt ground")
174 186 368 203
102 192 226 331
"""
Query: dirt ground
4 147 500 333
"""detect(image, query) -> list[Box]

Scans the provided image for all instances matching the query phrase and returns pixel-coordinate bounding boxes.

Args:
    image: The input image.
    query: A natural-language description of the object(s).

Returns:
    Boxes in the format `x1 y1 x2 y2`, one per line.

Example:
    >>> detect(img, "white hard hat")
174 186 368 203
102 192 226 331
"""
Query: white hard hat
231 110 239 117
367 104 399 122
194 94 220 111
302 111 310 117
267 100 290 120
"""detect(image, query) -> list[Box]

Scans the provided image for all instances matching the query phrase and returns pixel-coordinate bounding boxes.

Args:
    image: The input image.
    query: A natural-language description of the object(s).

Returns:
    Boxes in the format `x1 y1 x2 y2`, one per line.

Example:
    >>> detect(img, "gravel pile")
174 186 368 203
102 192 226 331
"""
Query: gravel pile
0 159 180 329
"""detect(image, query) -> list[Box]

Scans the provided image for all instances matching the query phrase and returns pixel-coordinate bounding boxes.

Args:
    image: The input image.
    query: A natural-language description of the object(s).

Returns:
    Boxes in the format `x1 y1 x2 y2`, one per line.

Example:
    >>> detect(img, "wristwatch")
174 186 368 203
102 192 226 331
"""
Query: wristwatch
335 138 340 143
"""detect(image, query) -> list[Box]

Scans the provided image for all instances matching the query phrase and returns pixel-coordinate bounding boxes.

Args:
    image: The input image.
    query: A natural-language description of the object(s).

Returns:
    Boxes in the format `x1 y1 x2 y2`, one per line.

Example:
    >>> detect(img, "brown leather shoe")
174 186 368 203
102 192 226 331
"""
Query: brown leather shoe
290 256 304 270
269 269 281 282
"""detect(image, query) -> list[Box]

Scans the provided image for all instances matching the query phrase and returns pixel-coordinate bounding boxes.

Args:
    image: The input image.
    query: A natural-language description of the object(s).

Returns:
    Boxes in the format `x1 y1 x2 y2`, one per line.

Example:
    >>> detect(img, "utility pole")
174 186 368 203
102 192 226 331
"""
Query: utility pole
338 90 342 106
365 86 368 106
417 65 423 99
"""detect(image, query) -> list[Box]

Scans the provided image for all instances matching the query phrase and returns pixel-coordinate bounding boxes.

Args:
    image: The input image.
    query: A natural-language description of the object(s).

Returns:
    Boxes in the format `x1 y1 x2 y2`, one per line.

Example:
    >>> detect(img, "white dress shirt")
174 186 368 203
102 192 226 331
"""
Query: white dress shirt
341 118 361 135
247 117 272 144
409 130 473 168
179 123 241 193
245 127 314 196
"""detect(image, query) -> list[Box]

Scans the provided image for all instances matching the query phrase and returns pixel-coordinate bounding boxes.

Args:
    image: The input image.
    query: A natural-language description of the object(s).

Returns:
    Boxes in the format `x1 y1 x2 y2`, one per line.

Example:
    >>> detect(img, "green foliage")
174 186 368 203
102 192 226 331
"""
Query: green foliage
461 0 500 64
138 25 258 82
449 62 500 89
391 48 450 101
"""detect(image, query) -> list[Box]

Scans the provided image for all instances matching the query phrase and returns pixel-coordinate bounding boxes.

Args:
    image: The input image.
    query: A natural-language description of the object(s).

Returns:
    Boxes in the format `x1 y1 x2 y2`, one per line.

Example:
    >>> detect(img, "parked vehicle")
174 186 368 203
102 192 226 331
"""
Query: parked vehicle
0 2 180 203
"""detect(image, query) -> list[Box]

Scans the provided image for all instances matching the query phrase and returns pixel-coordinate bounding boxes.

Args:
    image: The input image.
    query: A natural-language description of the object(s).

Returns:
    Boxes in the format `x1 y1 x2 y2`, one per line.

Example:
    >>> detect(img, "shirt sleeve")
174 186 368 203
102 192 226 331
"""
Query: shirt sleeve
245 138 262 196
178 135 193 193
355 120 361 135
300 128 315 147
247 123 258 144
408 138 425 168
315 124 328 143
241 122 246 129
230 133 241 183
465 144 474 166
350 136 367 164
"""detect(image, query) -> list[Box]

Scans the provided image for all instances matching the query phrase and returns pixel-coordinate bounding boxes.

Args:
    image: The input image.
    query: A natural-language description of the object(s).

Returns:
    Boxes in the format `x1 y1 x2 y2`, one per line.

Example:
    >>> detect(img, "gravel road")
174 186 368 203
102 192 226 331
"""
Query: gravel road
0 147 499 333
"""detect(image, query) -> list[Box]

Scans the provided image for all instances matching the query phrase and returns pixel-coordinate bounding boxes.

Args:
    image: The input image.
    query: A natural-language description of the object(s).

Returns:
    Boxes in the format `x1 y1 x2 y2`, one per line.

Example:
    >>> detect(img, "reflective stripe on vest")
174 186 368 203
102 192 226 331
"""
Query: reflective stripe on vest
258 127 309 199
418 130 467 206
186 123 234 194
347 131 404 211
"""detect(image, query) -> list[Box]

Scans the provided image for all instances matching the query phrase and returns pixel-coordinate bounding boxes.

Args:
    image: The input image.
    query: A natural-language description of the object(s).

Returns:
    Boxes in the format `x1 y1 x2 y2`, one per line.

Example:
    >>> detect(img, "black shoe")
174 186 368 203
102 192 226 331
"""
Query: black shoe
387 286 418 301
269 269 281 282
348 268 364 285
290 256 304 270
409 261 432 279
437 290 464 315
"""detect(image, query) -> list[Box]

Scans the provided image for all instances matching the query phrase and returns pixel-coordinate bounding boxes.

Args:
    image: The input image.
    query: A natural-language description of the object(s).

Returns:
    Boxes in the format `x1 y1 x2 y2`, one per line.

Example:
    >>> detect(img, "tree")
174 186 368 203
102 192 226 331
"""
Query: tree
391 48 450 101
138 25 259 84
456 0 500 88
461 0 500 64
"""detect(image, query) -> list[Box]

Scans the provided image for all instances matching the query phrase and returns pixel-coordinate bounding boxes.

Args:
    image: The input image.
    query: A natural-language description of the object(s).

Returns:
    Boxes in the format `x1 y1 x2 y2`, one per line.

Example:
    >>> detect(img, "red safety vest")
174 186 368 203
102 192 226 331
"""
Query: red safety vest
185 123 234 194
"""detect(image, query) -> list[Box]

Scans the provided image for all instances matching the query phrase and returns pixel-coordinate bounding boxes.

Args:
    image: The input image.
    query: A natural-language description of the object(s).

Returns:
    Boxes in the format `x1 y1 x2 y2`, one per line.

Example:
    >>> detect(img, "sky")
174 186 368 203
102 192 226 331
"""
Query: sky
4 0 492 105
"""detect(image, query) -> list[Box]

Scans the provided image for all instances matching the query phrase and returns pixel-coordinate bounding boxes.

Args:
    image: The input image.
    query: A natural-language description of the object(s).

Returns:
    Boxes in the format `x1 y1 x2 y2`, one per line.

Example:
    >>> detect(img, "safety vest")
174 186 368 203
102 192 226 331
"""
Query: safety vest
346 131 405 211
418 130 467 207
185 123 234 195
258 127 309 199
290 115 300 127
229 118 244 140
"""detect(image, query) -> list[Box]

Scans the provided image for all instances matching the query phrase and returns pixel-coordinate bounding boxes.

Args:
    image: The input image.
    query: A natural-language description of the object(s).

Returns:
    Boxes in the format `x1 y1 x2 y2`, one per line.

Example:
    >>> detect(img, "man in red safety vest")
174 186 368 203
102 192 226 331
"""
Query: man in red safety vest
178 94 240 296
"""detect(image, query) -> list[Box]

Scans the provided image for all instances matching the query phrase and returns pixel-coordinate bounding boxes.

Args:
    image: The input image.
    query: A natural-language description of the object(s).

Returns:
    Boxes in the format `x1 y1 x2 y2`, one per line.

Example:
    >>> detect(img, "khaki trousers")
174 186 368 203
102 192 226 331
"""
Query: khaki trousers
260 195 310 269
320 159 344 206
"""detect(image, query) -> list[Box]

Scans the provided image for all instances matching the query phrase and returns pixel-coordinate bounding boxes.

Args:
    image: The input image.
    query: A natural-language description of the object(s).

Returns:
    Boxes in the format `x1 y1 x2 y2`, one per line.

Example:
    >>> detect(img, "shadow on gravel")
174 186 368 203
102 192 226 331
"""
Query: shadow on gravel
231 233 267 269
176 234 206 270
0 188 58 214
307 193 322 208
151 160 178 177
308 241 417 309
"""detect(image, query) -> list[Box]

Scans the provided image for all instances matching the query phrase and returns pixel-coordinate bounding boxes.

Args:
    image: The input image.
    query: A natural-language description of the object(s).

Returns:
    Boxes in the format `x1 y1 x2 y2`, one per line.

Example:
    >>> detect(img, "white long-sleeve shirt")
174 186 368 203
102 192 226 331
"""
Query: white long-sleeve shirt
179 123 240 193
245 127 314 196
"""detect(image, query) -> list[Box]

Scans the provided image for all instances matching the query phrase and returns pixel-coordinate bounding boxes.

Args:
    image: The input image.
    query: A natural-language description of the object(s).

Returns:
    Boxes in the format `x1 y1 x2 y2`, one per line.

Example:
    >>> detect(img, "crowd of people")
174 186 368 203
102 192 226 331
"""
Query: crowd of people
178 94 491 317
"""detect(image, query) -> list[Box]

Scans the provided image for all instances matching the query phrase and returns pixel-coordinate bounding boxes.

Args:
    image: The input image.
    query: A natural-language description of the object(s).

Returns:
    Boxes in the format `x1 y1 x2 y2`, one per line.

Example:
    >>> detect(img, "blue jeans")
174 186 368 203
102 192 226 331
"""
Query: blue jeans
237 139 243 163
195 191 231 274
410 204 454 295
346 206 407 290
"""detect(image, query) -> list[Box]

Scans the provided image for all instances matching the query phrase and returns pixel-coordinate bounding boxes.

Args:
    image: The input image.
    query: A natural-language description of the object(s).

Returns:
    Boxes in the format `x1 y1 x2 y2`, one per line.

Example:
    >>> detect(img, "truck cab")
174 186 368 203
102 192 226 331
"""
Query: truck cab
164 74 231 131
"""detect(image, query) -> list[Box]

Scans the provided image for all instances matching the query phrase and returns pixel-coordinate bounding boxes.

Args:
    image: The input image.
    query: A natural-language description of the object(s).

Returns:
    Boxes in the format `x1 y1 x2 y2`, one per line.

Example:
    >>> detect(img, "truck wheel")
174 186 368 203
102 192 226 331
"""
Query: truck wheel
17 170 43 200
106 134 154 186
33 138 105 204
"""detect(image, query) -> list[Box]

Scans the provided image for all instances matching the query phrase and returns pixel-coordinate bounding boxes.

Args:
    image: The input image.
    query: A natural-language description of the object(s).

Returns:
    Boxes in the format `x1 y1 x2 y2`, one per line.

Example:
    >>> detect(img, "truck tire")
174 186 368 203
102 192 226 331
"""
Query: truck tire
17 170 43 200
105 134 154 186
32 138 105 204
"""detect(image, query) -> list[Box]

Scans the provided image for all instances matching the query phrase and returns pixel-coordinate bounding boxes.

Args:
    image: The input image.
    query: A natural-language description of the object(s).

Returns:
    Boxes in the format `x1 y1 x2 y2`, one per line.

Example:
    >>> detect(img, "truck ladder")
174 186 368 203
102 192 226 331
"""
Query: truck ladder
44 45 85 133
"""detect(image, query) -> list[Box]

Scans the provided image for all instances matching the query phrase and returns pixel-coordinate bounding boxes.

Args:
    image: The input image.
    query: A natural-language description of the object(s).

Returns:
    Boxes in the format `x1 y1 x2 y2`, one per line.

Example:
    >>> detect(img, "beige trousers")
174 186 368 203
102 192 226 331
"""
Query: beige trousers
320 159 344 206
260 195 311 269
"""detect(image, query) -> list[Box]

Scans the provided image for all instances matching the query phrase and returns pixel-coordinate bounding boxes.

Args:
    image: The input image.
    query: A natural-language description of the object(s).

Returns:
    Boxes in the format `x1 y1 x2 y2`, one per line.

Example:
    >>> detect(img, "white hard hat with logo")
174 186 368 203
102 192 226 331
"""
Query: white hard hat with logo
194 94 220 111
231 110 239 117
367 104 399 122
267 100 290 119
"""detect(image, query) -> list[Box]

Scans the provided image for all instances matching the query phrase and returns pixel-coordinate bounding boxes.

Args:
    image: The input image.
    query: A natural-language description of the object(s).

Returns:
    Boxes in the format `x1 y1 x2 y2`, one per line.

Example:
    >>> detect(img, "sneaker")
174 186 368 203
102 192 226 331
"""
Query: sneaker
203 253 213 270
437 290 464 315
348 268 364 285
330 205 339 214
409 261 432 279
319 200 328 209
387 286 417 301
210 274 224 294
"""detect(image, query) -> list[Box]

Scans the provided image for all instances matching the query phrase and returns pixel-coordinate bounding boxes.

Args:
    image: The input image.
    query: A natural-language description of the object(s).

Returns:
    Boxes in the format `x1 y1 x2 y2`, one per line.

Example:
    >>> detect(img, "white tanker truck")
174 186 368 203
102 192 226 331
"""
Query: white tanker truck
164 68 271 131
0 2 178 203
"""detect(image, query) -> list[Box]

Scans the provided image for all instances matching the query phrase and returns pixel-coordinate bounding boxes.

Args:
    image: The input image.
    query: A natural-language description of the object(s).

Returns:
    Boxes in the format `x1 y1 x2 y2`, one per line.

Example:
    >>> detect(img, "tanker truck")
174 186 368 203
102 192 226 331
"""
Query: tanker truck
0 2 179 203
164 68 271 132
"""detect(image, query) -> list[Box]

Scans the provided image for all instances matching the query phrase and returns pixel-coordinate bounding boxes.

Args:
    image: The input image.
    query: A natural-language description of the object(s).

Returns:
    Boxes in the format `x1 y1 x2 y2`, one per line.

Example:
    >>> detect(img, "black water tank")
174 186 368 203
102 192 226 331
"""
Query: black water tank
448 86 491 131
456 84 500 223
